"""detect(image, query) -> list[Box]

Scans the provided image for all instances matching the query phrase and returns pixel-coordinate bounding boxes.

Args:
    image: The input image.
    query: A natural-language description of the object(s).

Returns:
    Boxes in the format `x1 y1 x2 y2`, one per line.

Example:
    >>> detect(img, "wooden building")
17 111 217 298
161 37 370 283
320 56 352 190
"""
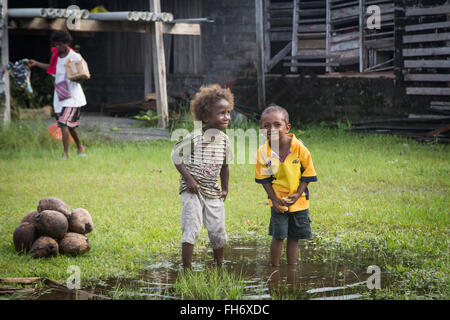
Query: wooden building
1 0 449 125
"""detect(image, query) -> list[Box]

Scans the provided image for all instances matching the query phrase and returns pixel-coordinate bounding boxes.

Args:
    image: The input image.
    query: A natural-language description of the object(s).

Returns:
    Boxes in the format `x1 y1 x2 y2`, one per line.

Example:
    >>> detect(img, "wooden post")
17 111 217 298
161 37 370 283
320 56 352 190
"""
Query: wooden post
150 0 168 128
144 33 153 98
291 0 299 73
359 0 366 73
325 0 331 73
263 0 270 73
255 0 266 109
1 0 10 126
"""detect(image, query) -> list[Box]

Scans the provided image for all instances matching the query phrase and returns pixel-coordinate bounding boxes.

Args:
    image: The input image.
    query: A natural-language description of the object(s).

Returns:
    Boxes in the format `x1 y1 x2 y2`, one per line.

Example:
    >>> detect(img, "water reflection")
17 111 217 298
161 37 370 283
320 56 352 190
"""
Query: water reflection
30 239 369 300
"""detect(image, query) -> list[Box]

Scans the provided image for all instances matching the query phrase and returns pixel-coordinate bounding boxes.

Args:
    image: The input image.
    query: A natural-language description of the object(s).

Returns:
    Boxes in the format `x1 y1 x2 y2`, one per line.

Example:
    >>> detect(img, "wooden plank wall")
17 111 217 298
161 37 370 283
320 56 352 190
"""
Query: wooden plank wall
265 0 395 74
402 2 450 97
105 0 202 76
172 0 203 75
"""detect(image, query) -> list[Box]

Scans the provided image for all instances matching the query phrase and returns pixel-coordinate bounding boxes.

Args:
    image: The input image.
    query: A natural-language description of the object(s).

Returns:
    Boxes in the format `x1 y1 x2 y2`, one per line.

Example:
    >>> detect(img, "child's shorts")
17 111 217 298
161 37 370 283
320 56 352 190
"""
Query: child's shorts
180 192 227 249
56 107 81 128
269 208 312 240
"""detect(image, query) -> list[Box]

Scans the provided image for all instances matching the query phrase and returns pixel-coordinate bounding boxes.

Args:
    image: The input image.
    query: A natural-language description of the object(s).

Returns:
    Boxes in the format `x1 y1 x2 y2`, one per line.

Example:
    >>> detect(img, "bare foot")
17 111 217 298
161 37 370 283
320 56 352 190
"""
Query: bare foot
77 145 86 155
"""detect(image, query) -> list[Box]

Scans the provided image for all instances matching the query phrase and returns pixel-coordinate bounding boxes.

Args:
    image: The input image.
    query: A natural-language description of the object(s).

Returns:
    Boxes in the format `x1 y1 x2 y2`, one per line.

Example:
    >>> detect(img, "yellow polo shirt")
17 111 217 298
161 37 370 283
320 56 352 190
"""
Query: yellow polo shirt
255 133 317 212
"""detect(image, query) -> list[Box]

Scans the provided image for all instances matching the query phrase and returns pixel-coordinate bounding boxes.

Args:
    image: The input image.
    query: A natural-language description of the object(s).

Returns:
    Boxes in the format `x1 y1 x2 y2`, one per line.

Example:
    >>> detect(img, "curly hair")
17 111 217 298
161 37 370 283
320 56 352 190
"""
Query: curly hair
190 84 234 122
50 29 72 45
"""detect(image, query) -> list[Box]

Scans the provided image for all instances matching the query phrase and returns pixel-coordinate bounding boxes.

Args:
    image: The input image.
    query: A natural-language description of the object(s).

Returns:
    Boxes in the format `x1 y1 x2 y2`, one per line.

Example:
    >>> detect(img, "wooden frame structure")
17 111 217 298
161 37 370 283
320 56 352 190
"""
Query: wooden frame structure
1 0 202 128
255 0 397 107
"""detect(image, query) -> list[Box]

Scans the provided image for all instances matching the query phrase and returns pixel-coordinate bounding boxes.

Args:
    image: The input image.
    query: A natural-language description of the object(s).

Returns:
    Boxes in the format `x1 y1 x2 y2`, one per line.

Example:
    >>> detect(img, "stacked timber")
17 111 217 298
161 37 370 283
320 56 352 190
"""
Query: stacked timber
402 3 450 97
363 0 394 72
349 111 450 142
328 0 360 71
284 0 330 72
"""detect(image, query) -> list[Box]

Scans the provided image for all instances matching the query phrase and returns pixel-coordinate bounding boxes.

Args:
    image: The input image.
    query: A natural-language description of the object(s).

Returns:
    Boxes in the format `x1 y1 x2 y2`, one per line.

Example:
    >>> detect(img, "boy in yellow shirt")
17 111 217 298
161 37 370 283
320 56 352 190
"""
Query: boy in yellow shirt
255 105 317 266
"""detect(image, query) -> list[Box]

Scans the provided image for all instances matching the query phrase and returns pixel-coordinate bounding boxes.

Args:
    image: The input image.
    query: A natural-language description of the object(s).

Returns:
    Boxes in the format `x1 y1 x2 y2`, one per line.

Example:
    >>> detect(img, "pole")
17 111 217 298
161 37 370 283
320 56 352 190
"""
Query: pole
1 0 10 126
150 0 168 128
255 0 266 109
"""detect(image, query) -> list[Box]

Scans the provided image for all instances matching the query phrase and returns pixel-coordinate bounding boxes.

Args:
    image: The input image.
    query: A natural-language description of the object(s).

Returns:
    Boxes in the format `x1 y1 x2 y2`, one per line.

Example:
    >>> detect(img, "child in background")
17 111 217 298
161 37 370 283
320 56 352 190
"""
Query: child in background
172 84 234 268
255 105 317 266
28 29 86 160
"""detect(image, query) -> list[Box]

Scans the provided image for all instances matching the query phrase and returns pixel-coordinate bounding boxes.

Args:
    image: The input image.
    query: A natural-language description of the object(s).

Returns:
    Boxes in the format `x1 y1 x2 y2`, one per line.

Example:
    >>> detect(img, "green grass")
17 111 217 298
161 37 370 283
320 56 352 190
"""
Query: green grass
0 121 449 299
170 268 246 300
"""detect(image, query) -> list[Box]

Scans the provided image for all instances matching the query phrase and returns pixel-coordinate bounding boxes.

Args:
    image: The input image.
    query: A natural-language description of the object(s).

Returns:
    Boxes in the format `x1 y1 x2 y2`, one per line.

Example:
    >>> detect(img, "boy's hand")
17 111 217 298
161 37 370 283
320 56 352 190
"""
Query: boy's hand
186 177 200 194
283 193 301 206
220 189 228 201
272 197 288 214
27 59 37 68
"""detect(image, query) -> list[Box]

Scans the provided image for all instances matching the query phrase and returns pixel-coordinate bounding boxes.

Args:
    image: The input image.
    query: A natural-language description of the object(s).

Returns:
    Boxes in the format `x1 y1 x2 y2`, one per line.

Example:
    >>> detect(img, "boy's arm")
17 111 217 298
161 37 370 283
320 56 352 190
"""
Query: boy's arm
27 60 49 70
171 142 199 194
220 164 229 200
285 181 309 205
173 161 200 194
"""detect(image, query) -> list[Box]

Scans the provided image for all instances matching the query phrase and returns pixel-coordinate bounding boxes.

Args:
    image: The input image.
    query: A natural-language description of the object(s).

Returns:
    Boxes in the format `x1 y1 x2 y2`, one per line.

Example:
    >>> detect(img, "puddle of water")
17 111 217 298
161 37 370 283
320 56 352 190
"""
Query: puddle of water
26 239 373 300
310 294 363 300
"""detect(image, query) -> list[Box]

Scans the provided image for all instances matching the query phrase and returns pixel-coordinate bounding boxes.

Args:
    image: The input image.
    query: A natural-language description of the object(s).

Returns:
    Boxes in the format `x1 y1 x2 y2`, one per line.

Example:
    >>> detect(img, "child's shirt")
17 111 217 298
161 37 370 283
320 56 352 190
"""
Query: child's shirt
53 50 87 113
255 133 317 212
172 129 233 199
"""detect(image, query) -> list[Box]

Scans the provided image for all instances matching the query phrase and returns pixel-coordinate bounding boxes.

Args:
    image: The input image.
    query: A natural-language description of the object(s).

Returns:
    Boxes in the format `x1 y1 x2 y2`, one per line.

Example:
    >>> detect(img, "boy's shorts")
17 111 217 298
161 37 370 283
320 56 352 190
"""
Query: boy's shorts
56 107 81 128
269 208 312 240
180 192 227 249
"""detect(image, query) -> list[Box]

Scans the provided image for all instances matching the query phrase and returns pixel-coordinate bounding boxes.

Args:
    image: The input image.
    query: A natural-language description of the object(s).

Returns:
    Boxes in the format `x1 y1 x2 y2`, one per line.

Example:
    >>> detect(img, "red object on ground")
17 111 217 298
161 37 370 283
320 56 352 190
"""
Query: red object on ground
47 123 74 143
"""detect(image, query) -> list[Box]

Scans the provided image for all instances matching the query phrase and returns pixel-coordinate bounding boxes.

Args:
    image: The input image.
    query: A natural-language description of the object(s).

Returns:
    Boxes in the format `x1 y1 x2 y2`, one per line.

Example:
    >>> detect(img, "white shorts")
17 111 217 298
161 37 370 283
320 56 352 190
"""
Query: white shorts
180 192 227 249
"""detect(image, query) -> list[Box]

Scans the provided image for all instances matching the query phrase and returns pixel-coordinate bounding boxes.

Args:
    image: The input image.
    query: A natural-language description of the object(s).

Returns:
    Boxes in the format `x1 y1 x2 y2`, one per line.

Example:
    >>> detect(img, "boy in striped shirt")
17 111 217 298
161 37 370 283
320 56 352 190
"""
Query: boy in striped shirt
172 84 234 268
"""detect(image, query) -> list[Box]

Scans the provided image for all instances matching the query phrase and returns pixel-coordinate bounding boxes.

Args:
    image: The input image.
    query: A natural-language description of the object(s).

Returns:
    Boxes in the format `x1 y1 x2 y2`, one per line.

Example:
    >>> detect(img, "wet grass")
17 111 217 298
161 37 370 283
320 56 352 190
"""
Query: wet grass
0 120 449 299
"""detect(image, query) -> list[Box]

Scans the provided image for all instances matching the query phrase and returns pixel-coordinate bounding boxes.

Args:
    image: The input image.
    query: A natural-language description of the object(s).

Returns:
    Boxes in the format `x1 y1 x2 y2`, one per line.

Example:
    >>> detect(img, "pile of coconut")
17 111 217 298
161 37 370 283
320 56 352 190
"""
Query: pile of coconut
13 197 94 258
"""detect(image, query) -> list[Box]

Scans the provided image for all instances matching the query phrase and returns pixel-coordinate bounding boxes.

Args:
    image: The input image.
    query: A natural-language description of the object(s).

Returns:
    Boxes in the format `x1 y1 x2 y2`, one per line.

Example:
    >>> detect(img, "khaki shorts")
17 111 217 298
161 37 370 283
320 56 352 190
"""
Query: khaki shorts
181 192 227 249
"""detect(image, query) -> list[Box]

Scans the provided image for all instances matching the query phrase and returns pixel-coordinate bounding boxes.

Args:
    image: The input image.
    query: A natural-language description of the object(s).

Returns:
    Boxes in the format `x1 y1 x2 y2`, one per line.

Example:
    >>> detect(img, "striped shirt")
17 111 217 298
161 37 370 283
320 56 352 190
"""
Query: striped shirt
173 129 233 198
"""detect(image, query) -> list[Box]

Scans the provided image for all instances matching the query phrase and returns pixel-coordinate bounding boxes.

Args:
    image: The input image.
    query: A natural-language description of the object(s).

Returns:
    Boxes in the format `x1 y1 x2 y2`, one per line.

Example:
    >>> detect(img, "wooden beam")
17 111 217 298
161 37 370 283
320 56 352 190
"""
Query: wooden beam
144 33 153 99
291 0 299 72
403 32 450 44
359 0 365 73
10 17 201 35
264 0 271 73
255 0 266 109
162 22 200 35
11 17 152 33
403 47 450 57
425 124 450 137
150 0 168 128
283 62 339 67
404 74 450 82
405 5 450 17
404 60 450 68
405 21 450 32
267 41 291 71
1 0 10 126
406 87 450 96
325 0 332 73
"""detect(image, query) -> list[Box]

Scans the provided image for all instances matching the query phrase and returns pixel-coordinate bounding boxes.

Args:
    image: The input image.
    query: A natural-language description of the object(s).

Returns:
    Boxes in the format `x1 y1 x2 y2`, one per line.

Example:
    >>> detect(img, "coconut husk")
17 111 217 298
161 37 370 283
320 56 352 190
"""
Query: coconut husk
36 210 68 240
59 233 90 256
69 208 94 234
37 197 71 218
21 210 39 224
13 222 38 253
30 236 59 258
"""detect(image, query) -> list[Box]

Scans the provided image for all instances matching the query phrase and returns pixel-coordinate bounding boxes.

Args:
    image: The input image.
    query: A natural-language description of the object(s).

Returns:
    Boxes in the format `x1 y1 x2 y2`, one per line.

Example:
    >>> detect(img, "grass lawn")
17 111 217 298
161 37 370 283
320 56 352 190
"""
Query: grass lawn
0 121 448 299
